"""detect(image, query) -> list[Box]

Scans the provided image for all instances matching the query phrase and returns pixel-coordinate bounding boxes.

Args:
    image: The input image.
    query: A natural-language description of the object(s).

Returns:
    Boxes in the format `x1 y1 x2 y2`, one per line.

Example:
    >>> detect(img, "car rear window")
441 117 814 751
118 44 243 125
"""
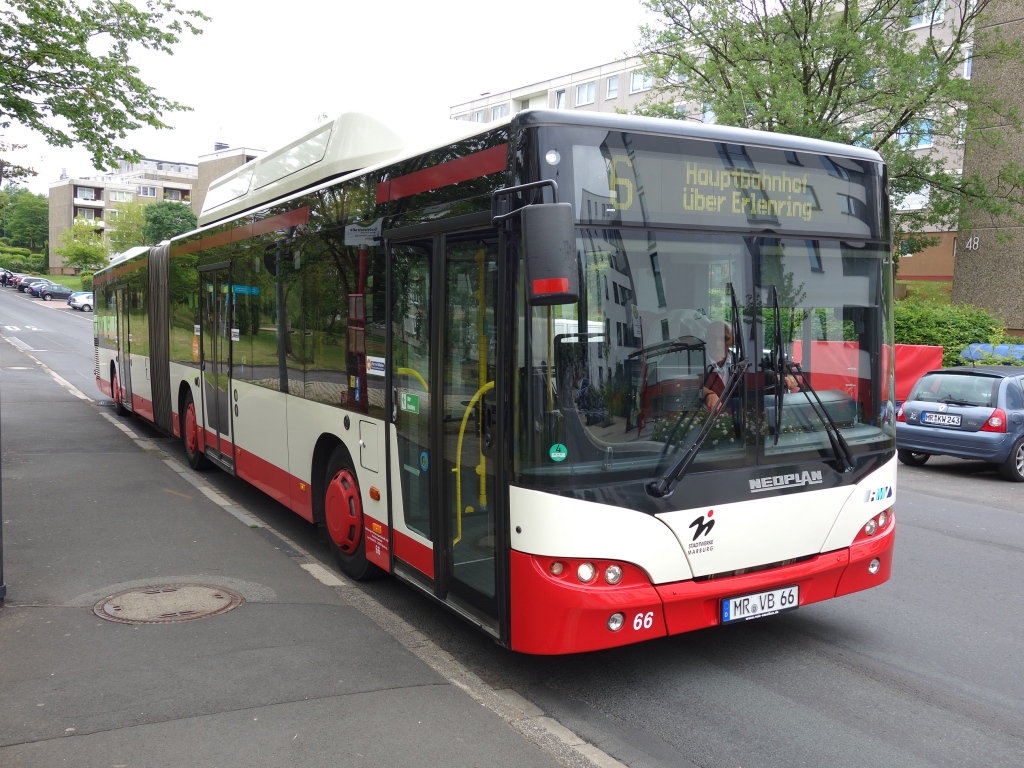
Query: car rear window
909 373 1001 407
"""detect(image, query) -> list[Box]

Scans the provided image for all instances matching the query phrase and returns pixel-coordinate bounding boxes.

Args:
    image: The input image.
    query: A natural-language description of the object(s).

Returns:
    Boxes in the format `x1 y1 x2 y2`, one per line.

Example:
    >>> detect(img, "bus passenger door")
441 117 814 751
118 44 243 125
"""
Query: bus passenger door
199 264 235 470
115 288 133 412
440 231 500 630
389 240 436 582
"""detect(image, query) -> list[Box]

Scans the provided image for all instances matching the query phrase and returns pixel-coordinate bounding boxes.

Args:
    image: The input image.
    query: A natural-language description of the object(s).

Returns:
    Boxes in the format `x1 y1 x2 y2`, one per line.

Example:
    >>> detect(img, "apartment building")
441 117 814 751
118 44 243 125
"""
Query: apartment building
47 158 198 274
47 147 262 275
451 5 972 284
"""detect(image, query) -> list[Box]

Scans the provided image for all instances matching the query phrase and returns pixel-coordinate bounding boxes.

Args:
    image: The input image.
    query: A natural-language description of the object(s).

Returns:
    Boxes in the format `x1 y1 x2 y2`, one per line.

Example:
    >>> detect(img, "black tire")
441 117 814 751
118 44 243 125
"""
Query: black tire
112 367 130 417
181 389 210 470
82 304 92 312
897 449 930 467
42 293 52 301
998 437 1024 482
323 446 383 580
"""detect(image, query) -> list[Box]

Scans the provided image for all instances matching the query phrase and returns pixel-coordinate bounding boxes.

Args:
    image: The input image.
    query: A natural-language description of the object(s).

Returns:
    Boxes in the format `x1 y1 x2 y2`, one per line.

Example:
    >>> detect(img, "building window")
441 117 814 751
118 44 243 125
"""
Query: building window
137 186 157 197
75 207 96 220
908 0 944 28
491 104 509 120
109 190 133 203
606 76 618 99
964 48 972 79
555 90 566 109
630 70 653 93
76 187 95 200
576 82 596 106
474 110 485 122
107 209 120 220
897 119 934 148
165 189 182 201
701 103 716 123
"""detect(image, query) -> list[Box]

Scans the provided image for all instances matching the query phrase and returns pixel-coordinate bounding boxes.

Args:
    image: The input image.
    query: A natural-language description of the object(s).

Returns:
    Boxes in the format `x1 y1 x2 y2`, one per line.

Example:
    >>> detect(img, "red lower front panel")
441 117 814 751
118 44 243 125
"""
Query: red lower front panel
510 515 895 654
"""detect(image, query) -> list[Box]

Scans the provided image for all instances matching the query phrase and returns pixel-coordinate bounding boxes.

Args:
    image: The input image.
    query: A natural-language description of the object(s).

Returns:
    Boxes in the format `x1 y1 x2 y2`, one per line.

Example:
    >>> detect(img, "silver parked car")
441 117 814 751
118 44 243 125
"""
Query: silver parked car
896 366 1024 481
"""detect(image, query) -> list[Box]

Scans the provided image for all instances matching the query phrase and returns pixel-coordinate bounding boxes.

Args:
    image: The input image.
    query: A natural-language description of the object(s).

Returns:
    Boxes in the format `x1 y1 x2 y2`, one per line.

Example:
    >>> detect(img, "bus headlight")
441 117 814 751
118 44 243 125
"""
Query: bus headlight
607 612 625 631
864 519 878 536
577 562 596 582
549 561 564 576
604 565 623 585
877 511 888 528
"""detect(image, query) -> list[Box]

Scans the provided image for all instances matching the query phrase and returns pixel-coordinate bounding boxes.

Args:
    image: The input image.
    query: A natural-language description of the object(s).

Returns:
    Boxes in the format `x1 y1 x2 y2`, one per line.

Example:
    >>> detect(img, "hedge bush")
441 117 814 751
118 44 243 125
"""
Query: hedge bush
894 300 1006 367
79 271 93 291
0 252 47 273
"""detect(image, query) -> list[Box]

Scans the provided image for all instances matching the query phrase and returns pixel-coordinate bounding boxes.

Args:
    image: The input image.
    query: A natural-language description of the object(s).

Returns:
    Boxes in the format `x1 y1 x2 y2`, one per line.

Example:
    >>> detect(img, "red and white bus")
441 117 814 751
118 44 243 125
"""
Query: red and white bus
94 110 896 654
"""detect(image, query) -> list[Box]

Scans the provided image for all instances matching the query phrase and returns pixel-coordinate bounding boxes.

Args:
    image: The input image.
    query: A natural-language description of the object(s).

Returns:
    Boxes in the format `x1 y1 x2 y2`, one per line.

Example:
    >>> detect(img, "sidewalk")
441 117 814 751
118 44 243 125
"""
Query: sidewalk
0 351 582 767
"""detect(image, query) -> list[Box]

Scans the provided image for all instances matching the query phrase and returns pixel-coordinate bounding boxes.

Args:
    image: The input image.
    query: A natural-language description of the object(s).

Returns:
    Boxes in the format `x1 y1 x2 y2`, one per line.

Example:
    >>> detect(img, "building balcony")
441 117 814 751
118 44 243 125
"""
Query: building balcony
73 197 105 207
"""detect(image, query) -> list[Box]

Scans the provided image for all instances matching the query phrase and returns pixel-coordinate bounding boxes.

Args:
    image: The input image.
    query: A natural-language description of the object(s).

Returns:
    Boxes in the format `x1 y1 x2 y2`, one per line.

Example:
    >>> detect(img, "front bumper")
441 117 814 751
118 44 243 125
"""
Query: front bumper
509 514 895 654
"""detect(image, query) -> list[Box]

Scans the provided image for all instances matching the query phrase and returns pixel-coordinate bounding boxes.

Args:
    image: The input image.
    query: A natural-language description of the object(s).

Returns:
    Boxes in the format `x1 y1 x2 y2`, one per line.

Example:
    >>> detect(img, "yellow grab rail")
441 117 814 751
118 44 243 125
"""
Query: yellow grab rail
451 380 495 544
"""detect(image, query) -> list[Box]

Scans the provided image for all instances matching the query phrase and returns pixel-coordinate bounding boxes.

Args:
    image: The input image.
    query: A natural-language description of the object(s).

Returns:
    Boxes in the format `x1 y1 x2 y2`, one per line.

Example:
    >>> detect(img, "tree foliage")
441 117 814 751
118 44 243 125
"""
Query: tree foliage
56 219 108 271
6 190 48 250
0 140 37 186
142 200 196 243
0 0 208 170
106 200 148 254
635 0 1024 247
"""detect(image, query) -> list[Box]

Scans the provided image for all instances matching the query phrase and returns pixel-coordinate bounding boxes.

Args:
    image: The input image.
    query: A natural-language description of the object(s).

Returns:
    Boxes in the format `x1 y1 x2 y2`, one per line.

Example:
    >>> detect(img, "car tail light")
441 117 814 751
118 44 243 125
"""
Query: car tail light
981 408 1007 433
896 404 906 422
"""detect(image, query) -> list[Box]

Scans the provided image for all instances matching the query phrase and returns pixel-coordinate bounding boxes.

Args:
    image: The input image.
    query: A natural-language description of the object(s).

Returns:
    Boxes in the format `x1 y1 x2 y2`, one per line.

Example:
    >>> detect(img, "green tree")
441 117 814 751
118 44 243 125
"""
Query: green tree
56 219 108 271
142 200 196 243
0 140 37 187
0 0 208 170
635 0 1024 250
106 200 148 254
7 191 48 251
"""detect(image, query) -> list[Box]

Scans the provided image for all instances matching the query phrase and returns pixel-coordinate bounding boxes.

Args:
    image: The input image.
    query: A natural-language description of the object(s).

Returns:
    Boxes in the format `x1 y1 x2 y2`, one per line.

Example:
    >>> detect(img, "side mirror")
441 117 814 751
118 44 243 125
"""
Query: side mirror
521 203 579 306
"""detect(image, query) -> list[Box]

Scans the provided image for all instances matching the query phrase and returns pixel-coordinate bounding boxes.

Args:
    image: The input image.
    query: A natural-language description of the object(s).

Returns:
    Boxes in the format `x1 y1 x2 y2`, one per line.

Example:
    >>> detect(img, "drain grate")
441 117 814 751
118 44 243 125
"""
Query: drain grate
93 584 245 624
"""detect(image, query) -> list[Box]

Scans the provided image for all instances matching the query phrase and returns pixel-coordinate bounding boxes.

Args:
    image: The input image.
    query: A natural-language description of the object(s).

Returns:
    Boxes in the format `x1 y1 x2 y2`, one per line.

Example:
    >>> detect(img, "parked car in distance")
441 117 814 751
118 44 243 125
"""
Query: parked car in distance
18 277 51 293
70 292 93 311
67 291 88 305
40 283 75 301
896 366 1024 481
28 280 56 297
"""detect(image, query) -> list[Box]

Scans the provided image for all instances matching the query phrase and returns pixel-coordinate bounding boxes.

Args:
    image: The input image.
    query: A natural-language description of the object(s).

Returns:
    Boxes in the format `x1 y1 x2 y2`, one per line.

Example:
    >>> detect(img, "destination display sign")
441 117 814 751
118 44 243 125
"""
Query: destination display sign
570 133 882 238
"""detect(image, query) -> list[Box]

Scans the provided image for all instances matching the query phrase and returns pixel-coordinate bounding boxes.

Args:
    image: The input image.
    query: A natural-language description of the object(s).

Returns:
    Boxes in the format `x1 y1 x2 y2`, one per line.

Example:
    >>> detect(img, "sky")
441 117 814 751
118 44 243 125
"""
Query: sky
6 0 657 196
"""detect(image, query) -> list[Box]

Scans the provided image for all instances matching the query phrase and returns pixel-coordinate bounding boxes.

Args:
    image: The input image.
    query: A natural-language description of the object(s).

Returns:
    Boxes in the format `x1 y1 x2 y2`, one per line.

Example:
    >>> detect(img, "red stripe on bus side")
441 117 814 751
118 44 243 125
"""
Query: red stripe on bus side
393 530 434 578
235 447 293 511
376 144 508 204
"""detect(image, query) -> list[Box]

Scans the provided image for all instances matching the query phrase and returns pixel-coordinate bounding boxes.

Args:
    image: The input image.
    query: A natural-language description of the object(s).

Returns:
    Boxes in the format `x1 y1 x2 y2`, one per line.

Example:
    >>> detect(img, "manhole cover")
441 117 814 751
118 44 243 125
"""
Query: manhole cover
93 584 245 624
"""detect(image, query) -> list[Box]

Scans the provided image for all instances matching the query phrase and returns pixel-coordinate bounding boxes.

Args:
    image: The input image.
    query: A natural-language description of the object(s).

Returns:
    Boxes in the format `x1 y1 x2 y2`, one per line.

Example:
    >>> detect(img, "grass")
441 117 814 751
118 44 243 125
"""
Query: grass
47 275 85 291
896 280 952 305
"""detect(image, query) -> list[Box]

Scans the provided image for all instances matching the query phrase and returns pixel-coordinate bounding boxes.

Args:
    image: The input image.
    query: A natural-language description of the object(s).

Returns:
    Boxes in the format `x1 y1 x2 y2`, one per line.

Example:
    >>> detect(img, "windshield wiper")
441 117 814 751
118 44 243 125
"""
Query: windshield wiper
783 359 856 472
647 357 750 497
767 285 854 472
648 285 749 498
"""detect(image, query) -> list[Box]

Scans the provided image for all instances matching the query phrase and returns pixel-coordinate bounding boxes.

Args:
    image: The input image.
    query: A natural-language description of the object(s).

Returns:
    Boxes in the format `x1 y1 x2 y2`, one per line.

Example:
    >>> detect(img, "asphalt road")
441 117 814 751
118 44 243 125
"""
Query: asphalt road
2 285 1021 767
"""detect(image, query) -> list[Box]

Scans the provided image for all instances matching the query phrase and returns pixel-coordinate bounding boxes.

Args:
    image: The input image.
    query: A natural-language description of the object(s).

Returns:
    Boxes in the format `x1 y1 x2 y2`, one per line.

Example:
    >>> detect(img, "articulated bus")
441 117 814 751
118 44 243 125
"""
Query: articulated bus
94 110 896 654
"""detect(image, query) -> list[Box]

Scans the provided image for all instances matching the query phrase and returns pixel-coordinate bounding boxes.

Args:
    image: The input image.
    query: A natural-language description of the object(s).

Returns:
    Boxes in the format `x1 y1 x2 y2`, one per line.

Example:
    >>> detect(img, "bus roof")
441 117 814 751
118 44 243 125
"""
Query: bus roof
197 109 885 228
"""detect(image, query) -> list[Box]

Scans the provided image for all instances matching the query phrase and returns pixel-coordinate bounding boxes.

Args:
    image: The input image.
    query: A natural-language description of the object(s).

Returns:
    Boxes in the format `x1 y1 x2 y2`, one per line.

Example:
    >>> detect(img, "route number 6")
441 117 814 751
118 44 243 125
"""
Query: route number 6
633 611 654 630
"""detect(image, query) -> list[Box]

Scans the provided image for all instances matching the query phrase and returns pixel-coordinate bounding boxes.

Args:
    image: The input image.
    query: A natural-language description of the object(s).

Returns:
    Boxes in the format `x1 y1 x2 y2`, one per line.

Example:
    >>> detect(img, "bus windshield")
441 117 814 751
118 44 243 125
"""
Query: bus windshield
513 229 894 488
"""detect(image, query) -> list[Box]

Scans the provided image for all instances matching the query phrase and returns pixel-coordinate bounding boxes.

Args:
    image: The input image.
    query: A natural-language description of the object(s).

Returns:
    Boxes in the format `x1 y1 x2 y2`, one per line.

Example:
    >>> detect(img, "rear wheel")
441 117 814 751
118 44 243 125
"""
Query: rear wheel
323 447 383 580
42 293 52 301
182 390 209 470
998 437 1024 482
112 370 129 416
897 449 930 467
83 304 92 311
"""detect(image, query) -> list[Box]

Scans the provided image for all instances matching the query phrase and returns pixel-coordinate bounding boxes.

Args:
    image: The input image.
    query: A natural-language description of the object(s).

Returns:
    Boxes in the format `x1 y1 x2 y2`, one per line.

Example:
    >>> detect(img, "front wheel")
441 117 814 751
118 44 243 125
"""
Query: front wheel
897 449 930 467
42 293 52 301
323 447 383 581
998 437 1024 482
181 390 209 470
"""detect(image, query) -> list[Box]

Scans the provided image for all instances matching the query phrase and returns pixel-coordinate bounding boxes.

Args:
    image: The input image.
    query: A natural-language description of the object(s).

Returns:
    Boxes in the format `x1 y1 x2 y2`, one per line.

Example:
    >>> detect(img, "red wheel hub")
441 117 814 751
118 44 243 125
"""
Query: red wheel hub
185 402 198 454
325 468 362 554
